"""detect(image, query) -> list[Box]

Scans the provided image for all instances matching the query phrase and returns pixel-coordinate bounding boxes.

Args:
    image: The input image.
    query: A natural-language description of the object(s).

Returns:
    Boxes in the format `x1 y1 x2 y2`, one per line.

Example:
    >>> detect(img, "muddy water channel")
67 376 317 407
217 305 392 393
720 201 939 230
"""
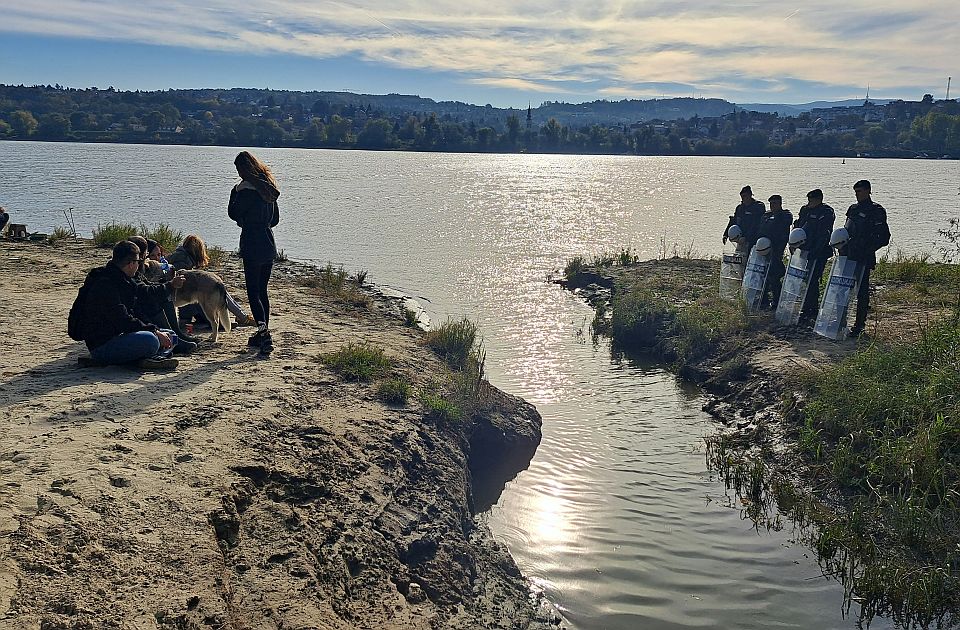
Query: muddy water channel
6 143 956 628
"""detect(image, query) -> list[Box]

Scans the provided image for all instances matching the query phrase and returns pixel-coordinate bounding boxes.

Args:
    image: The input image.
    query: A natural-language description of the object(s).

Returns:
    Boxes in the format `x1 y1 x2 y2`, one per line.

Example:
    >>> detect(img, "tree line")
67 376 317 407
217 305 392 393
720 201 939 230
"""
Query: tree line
1 84 959 158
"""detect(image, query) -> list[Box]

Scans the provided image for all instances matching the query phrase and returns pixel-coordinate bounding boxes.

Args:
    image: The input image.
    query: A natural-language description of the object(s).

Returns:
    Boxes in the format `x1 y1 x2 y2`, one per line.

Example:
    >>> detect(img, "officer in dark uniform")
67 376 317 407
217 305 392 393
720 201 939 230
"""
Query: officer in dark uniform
757 194 793 308
794 189 835 324
723 185 765 252
840 180 891 337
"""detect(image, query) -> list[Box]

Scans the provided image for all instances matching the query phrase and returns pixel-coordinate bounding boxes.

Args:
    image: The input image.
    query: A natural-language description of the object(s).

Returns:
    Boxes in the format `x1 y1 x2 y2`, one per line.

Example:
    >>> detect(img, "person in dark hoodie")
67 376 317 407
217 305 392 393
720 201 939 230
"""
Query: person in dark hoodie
840 180 891 337
228 150 280 356
76 240 186 369
794 189 836 324
127 236 199 349
723 186 765 252
757 194 793 309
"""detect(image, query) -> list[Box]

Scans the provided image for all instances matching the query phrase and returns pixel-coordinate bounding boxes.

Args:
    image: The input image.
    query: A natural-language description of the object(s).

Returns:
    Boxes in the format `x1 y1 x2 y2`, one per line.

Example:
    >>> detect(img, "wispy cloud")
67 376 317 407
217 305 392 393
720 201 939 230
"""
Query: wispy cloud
2 0 958 101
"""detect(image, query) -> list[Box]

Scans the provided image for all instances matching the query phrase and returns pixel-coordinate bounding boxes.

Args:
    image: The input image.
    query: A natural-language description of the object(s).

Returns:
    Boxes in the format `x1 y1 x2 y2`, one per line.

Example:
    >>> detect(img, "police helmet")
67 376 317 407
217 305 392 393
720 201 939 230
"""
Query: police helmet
829 227 850 249
727 224 743 243
754 237 773 256
788 228 807 248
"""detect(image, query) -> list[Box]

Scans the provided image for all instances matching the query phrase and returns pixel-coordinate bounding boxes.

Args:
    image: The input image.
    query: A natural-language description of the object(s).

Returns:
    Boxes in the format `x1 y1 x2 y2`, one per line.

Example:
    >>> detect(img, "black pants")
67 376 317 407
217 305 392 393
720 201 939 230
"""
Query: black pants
763 259 786 308
244 259 273 327
800 257 828 320
854 267 871 328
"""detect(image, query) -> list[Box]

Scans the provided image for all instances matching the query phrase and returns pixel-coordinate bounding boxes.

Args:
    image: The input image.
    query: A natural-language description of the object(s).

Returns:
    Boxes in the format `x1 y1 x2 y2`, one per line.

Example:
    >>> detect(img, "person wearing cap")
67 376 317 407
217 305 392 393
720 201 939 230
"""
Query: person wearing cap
794 188 835 324
839 180 890 337
756 194 793 309
723 186 766 252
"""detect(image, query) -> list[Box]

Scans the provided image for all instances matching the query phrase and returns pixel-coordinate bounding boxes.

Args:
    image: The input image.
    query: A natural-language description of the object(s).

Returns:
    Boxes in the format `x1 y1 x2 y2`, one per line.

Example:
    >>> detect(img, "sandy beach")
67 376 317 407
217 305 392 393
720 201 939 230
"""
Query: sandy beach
0 238 550 629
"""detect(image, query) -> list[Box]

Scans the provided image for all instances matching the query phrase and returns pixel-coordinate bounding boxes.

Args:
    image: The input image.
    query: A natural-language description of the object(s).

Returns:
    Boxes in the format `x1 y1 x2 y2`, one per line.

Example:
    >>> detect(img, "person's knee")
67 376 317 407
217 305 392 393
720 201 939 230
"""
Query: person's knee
135 331 161 357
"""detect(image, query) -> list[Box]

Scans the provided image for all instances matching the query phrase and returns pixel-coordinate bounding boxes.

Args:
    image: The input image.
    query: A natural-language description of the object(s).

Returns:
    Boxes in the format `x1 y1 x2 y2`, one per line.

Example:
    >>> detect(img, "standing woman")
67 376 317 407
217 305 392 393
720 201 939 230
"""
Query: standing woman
228 151 280 356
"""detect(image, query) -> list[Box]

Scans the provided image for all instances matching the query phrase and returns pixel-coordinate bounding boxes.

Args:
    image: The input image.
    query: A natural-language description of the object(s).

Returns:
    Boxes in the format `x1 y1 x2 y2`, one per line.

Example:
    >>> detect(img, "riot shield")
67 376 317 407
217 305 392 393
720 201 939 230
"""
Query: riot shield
814 256 863 340
775 250 811 326
719 244 747 301
741 247 771 311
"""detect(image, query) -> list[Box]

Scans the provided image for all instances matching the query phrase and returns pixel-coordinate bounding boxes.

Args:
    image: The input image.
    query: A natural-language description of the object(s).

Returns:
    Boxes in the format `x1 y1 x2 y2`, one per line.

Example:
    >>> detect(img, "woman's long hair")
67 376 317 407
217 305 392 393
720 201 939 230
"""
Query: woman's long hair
183 234 210 268
234 151 280 203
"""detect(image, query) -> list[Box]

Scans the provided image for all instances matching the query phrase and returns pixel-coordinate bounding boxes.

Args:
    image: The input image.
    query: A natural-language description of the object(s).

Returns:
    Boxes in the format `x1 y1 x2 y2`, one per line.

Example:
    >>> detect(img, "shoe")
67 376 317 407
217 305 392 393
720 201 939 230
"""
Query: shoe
258 332 273 357
235 314 257 327
137 356 179 370
848 325 866 338
173 340 198 355
248 330 265 347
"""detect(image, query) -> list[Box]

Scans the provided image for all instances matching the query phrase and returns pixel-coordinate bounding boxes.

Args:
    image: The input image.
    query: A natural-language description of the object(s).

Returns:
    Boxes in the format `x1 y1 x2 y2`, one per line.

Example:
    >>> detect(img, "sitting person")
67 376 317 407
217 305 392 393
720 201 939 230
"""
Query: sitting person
167 234 256 327
74 241 187 369
127 236 200 348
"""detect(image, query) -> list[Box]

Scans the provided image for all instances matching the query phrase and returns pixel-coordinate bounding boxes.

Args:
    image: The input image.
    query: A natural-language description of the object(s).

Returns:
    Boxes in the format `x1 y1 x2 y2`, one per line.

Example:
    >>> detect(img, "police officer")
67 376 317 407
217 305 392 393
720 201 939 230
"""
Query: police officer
757 194 793 309
840 180 890 337
794 189 835 324
723 185 765 252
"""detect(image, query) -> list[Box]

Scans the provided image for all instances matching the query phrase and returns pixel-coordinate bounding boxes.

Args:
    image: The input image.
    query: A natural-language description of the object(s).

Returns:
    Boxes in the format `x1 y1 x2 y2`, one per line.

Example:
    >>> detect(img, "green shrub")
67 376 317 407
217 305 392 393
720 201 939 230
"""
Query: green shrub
207 245 227 269
420 391 462 423
424 318 479 368
92 222 138 248
403 307 419 327
139 222 183 254
320 343 392 381
47 225 73 245
377 377 411 405
564 256 586 281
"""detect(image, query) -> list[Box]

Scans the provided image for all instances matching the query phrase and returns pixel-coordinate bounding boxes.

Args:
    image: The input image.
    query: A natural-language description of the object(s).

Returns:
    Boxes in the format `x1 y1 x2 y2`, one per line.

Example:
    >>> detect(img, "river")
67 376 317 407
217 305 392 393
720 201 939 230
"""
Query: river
4 141 959 628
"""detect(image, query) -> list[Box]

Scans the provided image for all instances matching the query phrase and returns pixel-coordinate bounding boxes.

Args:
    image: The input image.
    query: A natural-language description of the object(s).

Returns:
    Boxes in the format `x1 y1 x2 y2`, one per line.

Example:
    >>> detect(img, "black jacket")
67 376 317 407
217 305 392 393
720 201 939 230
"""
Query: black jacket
794 202 836 261
228 181 280 264
757 209 793 262
724 199 765 250
841 200 890 269
166 245 196 271
77 262 173 350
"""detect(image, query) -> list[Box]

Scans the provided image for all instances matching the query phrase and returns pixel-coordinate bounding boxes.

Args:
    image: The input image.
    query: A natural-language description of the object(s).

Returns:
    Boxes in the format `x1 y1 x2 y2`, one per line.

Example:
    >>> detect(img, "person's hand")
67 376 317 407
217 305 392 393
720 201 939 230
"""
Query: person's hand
170 272 186 289
156 331 173 350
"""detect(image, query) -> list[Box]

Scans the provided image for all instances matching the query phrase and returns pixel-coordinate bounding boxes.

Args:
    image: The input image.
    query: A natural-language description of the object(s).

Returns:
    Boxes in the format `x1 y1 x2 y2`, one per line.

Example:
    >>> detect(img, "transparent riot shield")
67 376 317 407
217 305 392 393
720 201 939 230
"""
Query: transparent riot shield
775 250 811 326
719 244 747 301
814 256 864 340
741 247 771 311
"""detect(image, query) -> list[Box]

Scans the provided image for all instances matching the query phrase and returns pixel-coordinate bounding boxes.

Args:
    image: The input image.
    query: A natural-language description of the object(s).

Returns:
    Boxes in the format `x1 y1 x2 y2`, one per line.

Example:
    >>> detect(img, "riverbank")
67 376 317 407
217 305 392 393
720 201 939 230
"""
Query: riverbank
0 238 556 629
561 253 960 627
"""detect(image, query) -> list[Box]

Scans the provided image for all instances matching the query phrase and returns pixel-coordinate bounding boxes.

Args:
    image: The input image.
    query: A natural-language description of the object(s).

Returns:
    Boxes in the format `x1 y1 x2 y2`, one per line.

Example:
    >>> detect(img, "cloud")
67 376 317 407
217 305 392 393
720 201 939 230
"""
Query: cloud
2 0 958 102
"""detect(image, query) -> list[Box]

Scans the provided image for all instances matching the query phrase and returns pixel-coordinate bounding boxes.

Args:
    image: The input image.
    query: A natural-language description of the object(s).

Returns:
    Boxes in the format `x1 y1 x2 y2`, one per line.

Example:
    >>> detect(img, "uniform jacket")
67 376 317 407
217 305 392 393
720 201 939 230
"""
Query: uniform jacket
78 262 173 350
842 200 890 269
757 209 793 263
228 179 280 264
724 199 766 250
794 202 836 261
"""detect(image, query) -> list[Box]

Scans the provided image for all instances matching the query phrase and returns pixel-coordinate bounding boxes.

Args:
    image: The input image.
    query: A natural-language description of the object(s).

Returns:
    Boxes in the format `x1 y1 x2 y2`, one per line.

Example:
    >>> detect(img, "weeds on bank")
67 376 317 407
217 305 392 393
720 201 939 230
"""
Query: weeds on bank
92 222 138 247
207 246 228 269
422 318 492 421
320 343 392 381
377 377 412 405
47 225 73 245
140 222 183 254
403 307 419 327
304 263 371 308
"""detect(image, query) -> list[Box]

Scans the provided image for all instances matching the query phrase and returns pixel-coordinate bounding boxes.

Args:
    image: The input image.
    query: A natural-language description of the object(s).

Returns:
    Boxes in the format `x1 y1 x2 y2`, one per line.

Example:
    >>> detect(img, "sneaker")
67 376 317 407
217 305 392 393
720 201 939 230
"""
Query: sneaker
248 329 265 347
173 340 198 355
179 332 202 344
137 356 179 370
258 332 274 357
848 325 866 338
235 314 257 327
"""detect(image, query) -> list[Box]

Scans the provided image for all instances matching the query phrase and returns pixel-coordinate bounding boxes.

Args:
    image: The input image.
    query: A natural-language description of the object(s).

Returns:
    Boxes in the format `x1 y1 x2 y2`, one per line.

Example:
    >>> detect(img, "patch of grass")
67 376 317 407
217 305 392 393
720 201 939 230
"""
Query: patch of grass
564 255 586 282
424 318 480 369
47 225 73 245
377 377 412 405
420 390 463 423
355 269 368 286
92 221 138 248
207 245 228 269
139 222 183 254
591 251 615 267
617 247 639 266
304 263 371 308
320 343 392 381
274 248 289 262
403 307 419 327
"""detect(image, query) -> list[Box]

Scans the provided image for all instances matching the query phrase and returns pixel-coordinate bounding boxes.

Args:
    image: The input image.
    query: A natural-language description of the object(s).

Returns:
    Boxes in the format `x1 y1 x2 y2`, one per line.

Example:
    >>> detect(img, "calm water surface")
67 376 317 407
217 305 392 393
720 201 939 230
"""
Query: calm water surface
4 142 959 628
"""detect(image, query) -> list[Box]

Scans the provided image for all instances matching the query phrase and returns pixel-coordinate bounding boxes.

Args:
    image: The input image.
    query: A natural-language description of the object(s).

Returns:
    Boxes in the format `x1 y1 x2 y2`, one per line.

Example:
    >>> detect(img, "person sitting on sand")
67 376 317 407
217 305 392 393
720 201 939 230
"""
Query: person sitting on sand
128 236 200 349
165 234 256 327
0 206 9 235
73 241 186 370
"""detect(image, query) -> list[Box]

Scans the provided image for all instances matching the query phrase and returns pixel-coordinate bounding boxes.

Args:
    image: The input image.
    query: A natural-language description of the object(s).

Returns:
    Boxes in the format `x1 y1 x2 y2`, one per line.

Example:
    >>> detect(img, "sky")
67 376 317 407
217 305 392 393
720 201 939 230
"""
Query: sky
0 1 957 108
